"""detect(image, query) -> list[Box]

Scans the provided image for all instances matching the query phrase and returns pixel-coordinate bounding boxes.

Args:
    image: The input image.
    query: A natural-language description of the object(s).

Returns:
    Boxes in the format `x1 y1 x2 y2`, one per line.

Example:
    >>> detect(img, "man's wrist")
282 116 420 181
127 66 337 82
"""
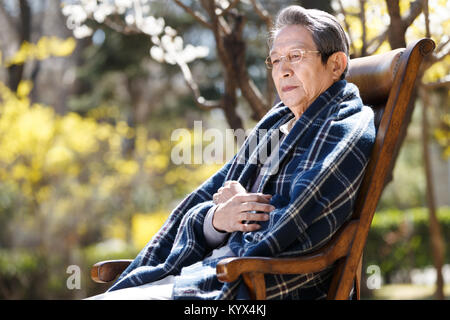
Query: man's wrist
203 204 227 248
211 204 227 233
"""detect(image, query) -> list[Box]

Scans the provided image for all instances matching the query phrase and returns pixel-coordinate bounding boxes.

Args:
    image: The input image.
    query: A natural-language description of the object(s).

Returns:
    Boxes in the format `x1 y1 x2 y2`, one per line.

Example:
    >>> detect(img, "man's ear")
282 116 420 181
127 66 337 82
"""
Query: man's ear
328 51 347 81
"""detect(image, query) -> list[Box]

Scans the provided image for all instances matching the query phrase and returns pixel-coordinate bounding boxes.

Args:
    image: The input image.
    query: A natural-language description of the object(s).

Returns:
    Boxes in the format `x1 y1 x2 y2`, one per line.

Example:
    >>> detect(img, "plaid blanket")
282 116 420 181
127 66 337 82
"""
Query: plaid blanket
107 80 375 299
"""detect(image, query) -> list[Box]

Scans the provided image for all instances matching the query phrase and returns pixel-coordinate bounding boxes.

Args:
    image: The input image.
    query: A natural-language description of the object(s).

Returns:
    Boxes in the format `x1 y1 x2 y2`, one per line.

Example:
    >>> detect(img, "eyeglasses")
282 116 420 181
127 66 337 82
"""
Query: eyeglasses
265 49 320 69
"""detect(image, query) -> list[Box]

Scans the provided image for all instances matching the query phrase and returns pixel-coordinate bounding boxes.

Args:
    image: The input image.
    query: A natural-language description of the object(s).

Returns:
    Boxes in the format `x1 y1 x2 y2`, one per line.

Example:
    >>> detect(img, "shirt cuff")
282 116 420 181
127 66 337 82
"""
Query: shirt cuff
203 205 228 248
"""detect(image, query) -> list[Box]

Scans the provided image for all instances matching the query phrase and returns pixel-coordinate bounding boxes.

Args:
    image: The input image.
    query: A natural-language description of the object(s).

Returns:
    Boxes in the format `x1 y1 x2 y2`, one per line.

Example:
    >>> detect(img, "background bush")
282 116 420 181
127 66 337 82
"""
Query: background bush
365 207 450 284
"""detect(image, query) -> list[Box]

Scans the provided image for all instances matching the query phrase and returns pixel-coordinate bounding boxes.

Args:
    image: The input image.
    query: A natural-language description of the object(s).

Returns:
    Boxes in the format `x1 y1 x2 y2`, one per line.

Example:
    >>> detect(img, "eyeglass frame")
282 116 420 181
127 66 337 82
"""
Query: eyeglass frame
265 49 321 69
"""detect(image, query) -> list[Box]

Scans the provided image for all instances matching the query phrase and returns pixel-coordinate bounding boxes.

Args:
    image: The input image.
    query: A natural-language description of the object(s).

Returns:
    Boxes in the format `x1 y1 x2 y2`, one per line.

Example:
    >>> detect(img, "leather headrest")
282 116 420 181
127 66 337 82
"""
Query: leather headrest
346 48 404 106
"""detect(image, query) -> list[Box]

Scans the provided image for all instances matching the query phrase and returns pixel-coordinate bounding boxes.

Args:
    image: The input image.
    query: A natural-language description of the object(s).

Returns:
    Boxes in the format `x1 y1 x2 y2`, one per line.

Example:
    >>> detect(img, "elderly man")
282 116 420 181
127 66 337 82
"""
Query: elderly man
88 5 375 300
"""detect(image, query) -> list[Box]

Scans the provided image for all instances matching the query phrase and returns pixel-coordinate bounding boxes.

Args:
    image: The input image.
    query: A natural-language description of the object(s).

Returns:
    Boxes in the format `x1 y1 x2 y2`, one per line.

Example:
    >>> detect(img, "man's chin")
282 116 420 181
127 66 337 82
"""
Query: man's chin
281 96 306 109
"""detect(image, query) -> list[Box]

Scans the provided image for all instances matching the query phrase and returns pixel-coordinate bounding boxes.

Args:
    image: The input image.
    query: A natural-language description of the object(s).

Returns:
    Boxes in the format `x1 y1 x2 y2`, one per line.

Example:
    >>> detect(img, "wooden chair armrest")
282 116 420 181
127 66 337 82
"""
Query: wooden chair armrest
91 259 133 283
216 220 358 283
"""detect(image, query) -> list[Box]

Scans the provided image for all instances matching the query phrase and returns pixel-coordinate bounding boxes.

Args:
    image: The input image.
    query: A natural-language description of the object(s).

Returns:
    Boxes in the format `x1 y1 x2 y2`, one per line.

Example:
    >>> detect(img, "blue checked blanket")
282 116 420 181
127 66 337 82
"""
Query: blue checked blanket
107 80 376 299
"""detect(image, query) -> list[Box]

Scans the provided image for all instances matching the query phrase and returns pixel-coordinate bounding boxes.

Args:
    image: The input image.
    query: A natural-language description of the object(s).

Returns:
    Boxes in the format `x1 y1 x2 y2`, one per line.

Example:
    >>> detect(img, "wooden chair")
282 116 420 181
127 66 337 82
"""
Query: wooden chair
91 38 435 300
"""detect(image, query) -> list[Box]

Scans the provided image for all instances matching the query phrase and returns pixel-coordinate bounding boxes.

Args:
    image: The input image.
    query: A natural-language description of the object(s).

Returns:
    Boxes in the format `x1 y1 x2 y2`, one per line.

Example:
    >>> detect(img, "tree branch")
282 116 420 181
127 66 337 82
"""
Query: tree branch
216 0 240 17
249 0 274 109
0 1 21 58
435 37 449 53
365 29 388 55
426 47 450 66
403 0 424 29
239 77 269 118
249 0 273 31
423 0 430 38
386 0 406 48
382 0 424 49
177 59 223 110
422 76 450 90
203 0 233 79
172 0 212 29
199 0 244 130
421 37 449 68
103 15 142 35
359 0 367 56
225 8 268 119
336 0 357 56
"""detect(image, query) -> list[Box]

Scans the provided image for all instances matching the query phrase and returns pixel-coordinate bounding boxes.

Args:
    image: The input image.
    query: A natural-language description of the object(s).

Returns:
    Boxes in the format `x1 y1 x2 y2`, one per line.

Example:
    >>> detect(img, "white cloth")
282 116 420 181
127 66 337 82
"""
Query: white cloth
85 246 235 300
85 275 176 300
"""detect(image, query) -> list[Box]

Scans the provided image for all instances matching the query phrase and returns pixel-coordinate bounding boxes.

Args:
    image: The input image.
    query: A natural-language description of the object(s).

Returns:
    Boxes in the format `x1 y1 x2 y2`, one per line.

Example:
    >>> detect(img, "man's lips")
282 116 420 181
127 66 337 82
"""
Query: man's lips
281 85 298 92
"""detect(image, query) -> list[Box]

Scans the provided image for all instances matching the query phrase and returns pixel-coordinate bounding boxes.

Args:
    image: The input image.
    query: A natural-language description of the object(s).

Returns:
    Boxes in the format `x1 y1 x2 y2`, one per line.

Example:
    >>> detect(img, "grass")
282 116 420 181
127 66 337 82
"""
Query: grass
368 284 450 300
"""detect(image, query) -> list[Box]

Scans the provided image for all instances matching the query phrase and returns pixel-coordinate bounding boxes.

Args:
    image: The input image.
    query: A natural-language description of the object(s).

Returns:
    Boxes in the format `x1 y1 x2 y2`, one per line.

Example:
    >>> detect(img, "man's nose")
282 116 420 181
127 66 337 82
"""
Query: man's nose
280 61 293 77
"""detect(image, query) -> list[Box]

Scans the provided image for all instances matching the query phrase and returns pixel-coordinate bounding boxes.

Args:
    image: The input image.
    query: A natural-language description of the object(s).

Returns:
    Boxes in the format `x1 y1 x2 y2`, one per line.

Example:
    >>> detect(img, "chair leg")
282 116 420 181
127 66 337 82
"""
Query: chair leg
243 272 266 300
328 255 363 300
353 255 363 300
327 259 345 299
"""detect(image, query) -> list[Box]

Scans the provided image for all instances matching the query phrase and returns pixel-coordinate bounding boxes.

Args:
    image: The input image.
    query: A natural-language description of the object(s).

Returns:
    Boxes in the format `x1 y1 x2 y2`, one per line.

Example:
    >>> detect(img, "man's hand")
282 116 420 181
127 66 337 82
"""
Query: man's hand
213 180 247 204
212 181 273 233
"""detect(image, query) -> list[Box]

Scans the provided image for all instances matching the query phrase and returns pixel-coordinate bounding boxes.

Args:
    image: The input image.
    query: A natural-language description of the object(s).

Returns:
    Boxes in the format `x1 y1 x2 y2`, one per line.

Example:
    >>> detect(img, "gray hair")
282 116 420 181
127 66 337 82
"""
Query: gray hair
269 5 350 79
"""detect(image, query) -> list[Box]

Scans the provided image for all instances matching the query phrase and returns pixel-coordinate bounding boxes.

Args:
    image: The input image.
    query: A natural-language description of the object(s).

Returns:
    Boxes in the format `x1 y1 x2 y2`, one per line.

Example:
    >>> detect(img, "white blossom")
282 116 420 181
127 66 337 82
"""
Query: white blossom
181 44 209 63
125 14 135 25
151 36 161 45
161 34 174 51
173 36 183 52
164 26 177 37
93 3 114 23
164 51 177 65
61 0 210 65
73 25 93 38
141 4 150 15
193 45 209 59
215 0 230 9
62 4 88 27
139 16 165 36
79 0 98 15
115 0 133 14
150 46 165 63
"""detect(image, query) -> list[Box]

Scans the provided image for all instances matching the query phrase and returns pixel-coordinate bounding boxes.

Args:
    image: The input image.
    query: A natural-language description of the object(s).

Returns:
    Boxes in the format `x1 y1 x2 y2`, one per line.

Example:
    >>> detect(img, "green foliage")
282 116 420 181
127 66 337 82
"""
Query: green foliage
377 104 426 210
365 207 450 282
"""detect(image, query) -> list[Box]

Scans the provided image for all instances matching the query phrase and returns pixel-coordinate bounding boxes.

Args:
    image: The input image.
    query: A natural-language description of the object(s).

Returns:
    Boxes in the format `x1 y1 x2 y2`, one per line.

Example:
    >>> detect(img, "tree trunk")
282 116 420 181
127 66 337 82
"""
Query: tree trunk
301 0 333 13
421 89 446 300
386 0 407 49
6 0 31 92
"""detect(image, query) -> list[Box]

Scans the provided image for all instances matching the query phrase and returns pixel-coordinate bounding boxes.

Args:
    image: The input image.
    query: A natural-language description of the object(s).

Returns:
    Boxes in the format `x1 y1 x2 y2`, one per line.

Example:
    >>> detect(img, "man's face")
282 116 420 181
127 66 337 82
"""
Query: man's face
270 25 336 119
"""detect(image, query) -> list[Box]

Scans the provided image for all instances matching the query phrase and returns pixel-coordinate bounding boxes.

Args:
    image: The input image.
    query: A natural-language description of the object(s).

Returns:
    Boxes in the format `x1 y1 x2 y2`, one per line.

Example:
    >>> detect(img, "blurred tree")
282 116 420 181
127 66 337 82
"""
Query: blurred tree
0 0 31 92
61 0 307 131
0 0 91 114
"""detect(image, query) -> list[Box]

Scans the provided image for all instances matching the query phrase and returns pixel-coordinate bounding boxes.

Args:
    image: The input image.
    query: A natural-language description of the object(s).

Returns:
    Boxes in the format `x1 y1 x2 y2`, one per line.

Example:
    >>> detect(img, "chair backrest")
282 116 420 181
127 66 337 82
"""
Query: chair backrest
327 38 435 299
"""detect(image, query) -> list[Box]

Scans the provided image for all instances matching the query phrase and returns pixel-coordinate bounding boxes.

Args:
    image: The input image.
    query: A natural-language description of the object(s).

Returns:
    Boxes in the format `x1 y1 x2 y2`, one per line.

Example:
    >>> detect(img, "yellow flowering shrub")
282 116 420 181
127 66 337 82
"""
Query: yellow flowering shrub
131 211 170 249
0 79 228 250
0 34 230 299
1 37 76 67
0 81 138 245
